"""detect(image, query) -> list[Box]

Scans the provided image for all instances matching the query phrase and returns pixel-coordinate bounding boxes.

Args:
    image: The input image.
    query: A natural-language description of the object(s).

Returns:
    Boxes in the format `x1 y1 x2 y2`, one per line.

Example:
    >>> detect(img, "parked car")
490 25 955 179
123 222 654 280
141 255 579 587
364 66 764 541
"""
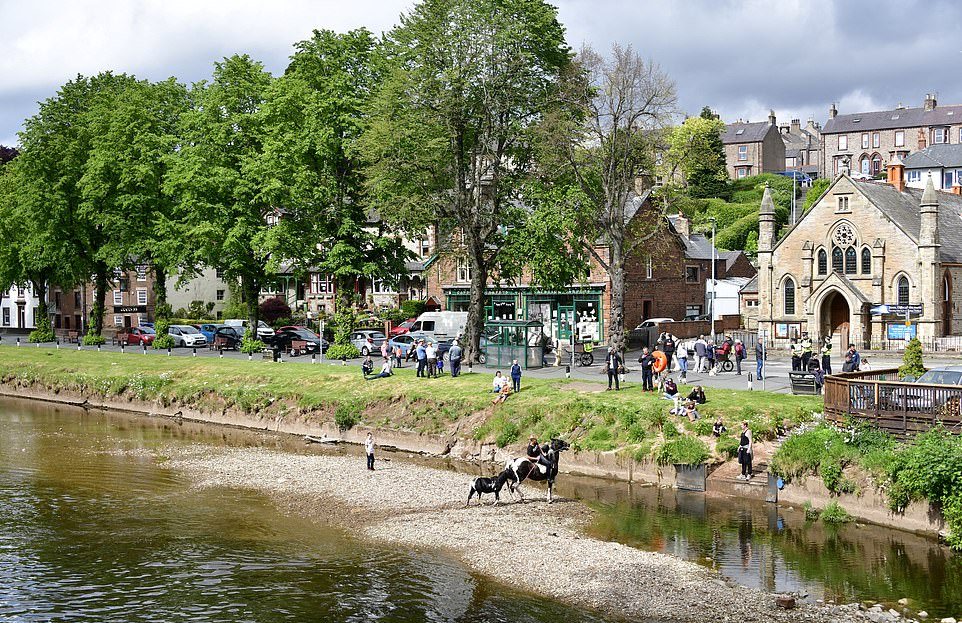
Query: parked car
273 327 328 356
124 326 156 346
139 321 154 329
211 326 243 350
198 323 223 342
223 319 276 343
389 319 417 338
169 325 208 348
387 334 417 357
884 366 962 410
350 330 387 356
778 170 813 185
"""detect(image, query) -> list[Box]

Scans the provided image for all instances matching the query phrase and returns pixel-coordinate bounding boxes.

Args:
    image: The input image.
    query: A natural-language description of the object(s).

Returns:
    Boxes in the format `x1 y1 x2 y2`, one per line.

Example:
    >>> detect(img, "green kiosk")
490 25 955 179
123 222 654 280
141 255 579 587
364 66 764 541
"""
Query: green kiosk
481 319 546 369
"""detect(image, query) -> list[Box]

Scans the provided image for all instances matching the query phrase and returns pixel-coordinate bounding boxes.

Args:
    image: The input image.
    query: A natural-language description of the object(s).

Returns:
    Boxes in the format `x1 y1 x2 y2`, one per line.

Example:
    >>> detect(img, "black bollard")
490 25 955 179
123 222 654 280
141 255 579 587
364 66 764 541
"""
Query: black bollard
192 347 196 357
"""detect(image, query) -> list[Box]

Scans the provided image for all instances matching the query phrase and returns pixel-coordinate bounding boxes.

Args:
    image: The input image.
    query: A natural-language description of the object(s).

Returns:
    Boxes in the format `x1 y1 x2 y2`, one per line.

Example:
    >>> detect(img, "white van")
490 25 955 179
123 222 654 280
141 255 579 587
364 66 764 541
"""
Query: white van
224 319 276 342
408 311 468 342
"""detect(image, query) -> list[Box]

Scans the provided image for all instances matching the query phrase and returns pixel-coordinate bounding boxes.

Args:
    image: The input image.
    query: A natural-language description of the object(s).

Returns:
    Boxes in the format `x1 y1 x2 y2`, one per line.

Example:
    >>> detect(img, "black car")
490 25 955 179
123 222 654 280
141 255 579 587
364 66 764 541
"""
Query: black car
211 326 244 350
273 327 328 356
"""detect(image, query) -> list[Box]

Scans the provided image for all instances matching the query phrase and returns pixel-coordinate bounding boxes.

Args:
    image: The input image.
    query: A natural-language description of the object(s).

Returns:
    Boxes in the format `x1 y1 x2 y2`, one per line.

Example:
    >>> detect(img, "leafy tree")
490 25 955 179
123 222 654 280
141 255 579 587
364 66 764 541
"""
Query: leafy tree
0 146 17 165
899 337 925 379
802 177 831 213
535 43 677 352
259 297 292 324
362 0 572 362
166 55 310 332
665 108 730 200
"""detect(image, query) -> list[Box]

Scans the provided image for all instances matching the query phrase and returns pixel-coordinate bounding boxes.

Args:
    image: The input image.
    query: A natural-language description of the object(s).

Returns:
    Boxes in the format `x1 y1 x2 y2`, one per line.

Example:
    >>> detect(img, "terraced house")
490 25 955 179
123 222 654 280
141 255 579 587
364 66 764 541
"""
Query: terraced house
721 111 786 179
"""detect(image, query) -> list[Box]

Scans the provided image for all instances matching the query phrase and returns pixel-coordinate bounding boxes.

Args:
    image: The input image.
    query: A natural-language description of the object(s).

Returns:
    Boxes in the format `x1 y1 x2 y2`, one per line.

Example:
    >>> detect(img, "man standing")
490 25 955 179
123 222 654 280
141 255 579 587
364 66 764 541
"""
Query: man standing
755 339 765 381
605 348 624 391
662 333 676 373
694 335 707 373
425 341 438 378
448 340 462 378
638 347 655 392
415 340 427 377
801 334 813 370
510 359 522 393
848 344 861 371
820 337 832 375
789 338 801 372
365 432 376 471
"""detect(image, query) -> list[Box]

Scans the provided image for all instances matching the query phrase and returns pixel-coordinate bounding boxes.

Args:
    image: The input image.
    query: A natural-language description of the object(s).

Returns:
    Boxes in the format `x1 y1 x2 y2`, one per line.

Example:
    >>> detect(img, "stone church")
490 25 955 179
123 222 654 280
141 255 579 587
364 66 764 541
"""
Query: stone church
756 163 962 349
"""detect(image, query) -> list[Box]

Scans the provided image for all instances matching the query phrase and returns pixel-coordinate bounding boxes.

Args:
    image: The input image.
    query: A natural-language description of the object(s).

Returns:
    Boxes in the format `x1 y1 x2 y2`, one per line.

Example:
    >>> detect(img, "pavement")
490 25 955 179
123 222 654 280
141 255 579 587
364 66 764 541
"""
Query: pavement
4 338 961 395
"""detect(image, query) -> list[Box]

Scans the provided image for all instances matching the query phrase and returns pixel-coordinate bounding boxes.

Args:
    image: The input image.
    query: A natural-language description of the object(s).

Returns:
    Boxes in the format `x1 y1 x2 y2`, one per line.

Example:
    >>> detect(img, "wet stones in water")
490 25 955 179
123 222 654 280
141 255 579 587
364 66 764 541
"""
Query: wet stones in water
775 595 796 610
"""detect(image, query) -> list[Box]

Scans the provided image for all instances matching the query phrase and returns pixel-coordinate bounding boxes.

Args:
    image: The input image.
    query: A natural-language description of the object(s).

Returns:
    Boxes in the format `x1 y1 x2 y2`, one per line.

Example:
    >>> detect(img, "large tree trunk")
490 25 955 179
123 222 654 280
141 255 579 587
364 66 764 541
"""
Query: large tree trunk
31 277 50 334
242 274 260 336
608 244 626 355
91 263 108 336
463 237 488 364
152 265 169 318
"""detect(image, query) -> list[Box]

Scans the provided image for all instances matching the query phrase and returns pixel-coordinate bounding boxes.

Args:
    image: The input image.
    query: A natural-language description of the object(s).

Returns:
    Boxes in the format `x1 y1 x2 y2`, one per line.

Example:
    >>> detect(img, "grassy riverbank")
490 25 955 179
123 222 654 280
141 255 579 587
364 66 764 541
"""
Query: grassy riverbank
0 347 822 464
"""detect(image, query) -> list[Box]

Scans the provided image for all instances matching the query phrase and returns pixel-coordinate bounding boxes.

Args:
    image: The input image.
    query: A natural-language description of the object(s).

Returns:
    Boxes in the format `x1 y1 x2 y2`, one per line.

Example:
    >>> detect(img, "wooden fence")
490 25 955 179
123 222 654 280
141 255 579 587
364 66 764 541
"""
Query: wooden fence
824 368 962 437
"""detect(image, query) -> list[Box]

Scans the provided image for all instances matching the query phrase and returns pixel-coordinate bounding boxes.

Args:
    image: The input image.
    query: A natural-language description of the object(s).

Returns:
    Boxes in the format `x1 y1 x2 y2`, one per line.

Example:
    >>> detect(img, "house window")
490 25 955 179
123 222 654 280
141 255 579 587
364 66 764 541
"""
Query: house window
832 246 843 272
74 291 81 307
861 133 869 149
372 279 395 294
784 278 796 315
113 290 123 305
817 249 827 275
685 305 702 319
838 135 848 150
1 308 8 326
945 171 955 188
216 268 225 279
136 265 147 281
934 127 949 144
897 276 910 306
645 255 653 279
871 155 882 175
16 286 24 298
907 170 921 183
456 258 473 283
836 196 849 211
685 266 699 283
136 288 147 305
861 248 871 274
746 299 759 307
873 132 880 148
310 273 332 294
737 145 747 161
216 289 225 301
844 247 857 274
895 130 905 147
736 167 749 178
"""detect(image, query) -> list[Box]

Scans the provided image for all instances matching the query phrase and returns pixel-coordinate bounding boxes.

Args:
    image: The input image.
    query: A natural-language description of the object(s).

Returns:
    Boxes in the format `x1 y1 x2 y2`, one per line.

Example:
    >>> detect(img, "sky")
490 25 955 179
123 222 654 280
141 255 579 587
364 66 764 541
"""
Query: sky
3 0 962 146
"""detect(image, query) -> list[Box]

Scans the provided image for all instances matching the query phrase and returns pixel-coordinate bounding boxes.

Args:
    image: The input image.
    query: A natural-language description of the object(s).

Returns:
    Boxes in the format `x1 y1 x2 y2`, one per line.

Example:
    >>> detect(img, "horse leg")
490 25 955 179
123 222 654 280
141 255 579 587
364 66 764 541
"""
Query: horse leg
547 481 553 504
467 487 475 506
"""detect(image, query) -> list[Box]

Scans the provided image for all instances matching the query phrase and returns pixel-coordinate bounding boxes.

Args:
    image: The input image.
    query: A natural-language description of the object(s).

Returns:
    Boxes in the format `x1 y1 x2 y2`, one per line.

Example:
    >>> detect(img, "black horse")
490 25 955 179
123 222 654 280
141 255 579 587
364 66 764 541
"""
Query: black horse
504 438 570 503
466 469 511 506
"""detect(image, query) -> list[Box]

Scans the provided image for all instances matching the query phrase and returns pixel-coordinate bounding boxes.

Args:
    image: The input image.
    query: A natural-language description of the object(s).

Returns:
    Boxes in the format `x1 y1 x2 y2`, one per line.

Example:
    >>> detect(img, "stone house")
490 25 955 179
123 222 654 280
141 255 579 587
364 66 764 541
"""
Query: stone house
0 283 42 332
738 275 759 329
50 265 158 334
721 111 786 179
756 166 962 350
424 194 755 345
780 118 822 178
821 94 962 179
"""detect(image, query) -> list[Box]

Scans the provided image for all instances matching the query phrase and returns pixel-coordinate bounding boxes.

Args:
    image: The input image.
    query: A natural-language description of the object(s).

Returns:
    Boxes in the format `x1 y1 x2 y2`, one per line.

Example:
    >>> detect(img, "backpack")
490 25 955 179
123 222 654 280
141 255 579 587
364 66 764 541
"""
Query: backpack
734 343 744 356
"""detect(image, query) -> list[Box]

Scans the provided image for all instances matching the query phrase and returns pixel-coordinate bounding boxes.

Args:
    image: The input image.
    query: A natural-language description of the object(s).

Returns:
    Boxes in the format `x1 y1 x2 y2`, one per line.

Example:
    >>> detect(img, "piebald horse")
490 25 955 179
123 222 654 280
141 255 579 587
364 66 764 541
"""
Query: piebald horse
504 438 570 503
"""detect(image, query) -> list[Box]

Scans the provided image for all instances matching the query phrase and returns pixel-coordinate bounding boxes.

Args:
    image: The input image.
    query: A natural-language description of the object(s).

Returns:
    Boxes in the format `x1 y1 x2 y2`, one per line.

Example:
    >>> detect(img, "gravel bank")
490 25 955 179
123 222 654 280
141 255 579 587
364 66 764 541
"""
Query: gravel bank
166 445 912 623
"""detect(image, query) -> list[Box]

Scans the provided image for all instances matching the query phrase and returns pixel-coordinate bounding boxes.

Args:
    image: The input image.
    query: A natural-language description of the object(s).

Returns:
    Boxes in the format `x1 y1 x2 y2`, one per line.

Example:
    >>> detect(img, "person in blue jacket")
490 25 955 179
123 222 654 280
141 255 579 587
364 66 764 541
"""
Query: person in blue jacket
510 359 522 393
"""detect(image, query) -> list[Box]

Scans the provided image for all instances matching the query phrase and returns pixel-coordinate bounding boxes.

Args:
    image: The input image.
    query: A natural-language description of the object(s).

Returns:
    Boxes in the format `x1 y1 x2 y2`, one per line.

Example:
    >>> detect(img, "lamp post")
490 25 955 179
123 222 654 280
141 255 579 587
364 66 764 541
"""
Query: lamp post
709 216 717 340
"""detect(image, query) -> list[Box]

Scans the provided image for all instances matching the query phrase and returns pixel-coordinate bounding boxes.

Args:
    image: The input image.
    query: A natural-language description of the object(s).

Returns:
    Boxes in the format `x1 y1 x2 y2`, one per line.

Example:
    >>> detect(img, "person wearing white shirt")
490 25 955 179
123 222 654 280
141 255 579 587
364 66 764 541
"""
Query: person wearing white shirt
425 343 438 378
365 433 376 471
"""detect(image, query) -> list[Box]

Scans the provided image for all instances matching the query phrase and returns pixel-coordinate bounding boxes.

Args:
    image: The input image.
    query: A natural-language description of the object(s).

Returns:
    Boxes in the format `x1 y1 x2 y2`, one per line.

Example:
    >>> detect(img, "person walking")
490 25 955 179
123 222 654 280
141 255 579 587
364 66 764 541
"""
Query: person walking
638 347 655 392
365 432 376 471
755 339 765 381
425 341 438 378
662 333 676 373
737 421 753 480
820 337 832 375
733 339 745 375
415 340 427 378
510 359 522 393
393 344 403 369
605 348 624 391
380 339 389 361
693 335 707 373
448 341 462 378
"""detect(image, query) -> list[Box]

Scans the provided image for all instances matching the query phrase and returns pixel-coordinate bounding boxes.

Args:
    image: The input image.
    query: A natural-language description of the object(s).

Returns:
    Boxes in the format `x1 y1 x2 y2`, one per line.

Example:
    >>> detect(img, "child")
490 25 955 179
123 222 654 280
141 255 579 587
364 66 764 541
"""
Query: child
437 355 445 376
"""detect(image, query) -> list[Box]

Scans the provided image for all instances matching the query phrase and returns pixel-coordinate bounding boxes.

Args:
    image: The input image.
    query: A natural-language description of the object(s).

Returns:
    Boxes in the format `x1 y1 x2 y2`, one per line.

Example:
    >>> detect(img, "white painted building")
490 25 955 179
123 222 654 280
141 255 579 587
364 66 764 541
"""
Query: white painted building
901 144 962 191
0 283 41 330
167 268 233 318
707 276 752 320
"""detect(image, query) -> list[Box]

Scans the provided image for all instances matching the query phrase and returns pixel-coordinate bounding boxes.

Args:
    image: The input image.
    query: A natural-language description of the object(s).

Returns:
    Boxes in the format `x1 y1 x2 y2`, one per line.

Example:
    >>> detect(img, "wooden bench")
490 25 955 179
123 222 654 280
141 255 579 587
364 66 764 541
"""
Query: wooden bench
111 332 129 346
789 372 819 395
65 331 79 343
212 336 235 351
287 340 308 356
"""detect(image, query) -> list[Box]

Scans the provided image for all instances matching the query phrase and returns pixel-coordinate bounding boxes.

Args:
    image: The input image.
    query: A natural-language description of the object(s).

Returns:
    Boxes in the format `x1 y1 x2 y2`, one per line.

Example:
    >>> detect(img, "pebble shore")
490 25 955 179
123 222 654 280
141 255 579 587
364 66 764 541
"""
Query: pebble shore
166 445 927 623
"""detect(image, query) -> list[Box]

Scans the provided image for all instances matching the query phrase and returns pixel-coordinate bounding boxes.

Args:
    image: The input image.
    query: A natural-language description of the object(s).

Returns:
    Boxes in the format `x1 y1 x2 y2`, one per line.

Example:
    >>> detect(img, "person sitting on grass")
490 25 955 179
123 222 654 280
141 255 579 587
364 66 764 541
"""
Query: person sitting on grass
492 382 512 405
671 399 700 422
492 370 508 393
686 385 707 405
663 377 679 400
366 358 394 380
712 417 726 437
361 355 375 377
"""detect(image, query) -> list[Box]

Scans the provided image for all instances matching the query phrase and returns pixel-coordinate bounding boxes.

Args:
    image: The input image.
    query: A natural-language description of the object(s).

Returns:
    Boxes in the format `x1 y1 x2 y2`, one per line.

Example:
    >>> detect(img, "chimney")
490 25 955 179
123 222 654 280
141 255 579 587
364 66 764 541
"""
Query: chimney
633 174 651 196
768 109 776 126
674 211 690 239
790 118 801 133
918 127 928 151
924 93 937 111
952 183 962 196
886 154 905 192
829 103 838 119
780 124 790 134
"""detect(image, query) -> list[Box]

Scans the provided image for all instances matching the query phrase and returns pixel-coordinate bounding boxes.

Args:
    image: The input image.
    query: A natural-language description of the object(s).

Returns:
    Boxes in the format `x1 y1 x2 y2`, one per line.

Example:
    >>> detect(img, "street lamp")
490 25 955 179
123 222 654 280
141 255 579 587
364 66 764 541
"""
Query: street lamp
709 216 717 340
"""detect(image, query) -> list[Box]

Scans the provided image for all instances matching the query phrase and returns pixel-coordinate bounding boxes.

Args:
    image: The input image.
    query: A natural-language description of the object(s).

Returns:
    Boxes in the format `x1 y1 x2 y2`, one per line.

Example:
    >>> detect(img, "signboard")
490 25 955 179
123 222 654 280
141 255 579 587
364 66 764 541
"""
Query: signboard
775 323 789 339
887 304 923 316
887 323 917 340
113 305 147 314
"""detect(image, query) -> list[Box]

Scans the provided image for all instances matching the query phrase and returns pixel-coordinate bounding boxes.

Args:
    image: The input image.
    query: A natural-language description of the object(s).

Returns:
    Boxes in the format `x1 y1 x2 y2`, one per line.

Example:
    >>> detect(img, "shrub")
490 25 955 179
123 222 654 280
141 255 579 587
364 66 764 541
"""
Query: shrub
400 299 426 318
656 435 709 466
28 325 56 343
81 333 106 346
716 435 740 459
326 343 360 361
899 337 925 380
495 422 520 448
803 501 820 521
583 426 616 452
663 420 680 439
334 403 360 430
240 330 265 355
153 317 173 350
820 501 853 524
626 423 646 443
259 298 292 324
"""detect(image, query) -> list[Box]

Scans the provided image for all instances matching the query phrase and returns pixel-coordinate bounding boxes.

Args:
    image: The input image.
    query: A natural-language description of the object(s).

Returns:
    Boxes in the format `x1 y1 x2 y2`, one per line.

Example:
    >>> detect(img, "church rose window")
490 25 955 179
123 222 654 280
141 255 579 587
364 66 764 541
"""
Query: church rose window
833 224 856 246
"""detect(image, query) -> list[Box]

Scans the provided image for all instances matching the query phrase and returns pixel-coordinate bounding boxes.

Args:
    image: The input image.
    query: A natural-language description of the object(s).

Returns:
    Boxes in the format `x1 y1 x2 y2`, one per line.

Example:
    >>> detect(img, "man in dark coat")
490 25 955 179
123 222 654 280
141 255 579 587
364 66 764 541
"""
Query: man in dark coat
638 347 655 392
605 349 624 391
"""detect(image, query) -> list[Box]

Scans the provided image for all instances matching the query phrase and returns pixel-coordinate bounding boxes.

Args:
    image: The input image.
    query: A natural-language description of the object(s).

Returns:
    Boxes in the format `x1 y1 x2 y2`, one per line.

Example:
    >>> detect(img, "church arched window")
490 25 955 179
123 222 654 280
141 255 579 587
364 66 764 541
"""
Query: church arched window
845 247 857 274
784 278 796 315
817 249 827 275
861 247 872 274
897 276 910 306
832 247 843 272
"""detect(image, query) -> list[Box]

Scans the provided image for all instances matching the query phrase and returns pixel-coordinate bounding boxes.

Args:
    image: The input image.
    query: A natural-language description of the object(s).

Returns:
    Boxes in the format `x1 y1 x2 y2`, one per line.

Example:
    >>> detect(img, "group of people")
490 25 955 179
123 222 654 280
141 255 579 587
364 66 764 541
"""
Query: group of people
667 383 707 421
491 360 523 404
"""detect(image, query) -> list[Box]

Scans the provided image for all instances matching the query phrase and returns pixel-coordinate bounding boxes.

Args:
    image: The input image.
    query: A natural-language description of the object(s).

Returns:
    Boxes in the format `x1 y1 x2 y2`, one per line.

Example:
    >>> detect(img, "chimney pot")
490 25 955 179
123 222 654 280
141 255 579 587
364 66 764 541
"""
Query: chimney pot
953 184 962 196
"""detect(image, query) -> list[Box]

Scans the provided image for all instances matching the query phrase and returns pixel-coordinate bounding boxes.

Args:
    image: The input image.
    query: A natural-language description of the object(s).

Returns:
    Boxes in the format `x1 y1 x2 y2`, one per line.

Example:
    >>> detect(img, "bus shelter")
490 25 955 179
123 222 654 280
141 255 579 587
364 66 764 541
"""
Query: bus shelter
482 319 546 370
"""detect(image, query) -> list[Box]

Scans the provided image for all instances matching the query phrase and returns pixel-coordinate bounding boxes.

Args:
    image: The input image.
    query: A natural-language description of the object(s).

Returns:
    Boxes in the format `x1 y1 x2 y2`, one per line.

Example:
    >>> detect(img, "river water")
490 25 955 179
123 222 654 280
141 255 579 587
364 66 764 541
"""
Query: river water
0 399 611 623
2 397 960 621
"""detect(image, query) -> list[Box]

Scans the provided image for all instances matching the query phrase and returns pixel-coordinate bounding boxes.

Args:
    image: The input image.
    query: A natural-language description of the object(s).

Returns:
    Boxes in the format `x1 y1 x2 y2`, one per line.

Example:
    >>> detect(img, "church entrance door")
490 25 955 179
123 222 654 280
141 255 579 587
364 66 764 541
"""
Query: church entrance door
821 290 851 352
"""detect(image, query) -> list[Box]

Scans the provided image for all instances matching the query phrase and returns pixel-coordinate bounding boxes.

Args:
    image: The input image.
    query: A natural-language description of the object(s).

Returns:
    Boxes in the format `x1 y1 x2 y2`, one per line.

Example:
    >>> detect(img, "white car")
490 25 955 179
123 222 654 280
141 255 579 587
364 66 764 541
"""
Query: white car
224 319 276 342
169 325 208 348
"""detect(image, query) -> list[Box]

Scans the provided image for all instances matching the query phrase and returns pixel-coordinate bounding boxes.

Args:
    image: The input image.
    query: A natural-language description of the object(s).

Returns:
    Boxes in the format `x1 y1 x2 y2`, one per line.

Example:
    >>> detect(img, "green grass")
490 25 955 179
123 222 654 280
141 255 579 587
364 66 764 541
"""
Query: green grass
0 347 823 464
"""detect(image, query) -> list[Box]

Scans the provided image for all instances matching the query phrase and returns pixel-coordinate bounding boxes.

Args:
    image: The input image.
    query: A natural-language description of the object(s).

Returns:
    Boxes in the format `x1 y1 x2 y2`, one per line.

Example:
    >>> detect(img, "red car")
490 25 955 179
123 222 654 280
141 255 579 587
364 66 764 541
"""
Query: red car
124 326 156 345
389 319 416 337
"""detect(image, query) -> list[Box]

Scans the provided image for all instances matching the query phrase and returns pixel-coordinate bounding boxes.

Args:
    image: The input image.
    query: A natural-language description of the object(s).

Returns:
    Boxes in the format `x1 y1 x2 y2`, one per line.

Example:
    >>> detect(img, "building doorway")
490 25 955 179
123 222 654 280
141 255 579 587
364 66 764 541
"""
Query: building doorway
16 304 26 329
820 290 850 351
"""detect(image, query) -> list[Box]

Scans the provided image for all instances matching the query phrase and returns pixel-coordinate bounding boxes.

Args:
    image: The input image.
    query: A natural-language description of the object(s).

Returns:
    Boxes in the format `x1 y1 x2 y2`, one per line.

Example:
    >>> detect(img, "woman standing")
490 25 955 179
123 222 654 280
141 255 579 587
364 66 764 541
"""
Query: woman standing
737 421 753 480
365 432 376 471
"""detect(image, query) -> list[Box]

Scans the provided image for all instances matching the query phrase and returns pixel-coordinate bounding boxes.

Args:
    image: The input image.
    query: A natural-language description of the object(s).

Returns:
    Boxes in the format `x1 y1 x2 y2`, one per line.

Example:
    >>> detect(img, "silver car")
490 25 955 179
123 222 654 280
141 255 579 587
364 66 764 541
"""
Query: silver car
169 325 208 348
350 330 387 356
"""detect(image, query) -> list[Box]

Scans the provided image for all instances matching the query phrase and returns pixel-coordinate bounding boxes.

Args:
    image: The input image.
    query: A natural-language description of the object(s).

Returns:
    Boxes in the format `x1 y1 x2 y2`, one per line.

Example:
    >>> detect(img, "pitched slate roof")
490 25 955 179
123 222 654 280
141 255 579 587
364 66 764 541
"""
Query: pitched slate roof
739 274 758 294
823 104 962 134
901 144 962 170
854 179 962 263
721 121 773 144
